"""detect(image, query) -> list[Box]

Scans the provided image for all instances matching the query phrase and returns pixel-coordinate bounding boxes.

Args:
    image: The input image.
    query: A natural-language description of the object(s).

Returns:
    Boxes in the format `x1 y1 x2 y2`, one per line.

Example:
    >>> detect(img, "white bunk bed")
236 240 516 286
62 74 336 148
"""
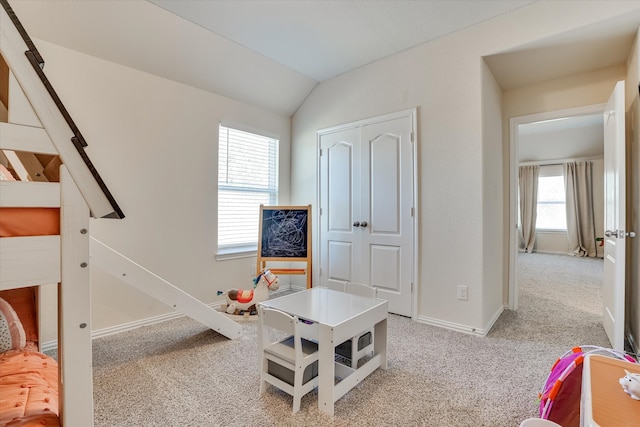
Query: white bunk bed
0 1 122 425
0 1 240 425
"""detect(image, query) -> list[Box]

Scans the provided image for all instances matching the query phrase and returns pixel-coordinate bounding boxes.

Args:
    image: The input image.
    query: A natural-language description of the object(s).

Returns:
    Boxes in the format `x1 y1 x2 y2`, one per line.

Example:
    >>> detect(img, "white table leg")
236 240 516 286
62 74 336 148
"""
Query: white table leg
318 324 335 416
374 317 388 369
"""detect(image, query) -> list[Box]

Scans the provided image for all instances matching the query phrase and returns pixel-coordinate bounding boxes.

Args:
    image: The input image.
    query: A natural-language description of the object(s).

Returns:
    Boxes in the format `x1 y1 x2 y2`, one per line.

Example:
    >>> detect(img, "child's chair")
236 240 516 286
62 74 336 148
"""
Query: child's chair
257 305 319 413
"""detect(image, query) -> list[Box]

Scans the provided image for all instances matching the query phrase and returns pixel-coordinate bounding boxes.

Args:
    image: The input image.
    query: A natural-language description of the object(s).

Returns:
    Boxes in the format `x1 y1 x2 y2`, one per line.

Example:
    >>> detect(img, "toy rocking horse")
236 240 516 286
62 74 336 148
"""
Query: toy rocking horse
217 269 280 315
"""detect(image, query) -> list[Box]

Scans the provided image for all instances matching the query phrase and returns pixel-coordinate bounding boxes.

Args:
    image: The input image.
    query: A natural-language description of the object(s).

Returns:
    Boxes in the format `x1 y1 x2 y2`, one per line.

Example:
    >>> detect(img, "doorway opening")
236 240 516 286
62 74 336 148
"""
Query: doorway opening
509 104 606 311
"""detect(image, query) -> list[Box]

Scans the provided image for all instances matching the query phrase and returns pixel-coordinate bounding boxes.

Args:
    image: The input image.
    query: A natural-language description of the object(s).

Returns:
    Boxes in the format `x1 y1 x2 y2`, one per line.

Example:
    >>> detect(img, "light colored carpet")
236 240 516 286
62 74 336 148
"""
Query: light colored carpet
85 253 615 426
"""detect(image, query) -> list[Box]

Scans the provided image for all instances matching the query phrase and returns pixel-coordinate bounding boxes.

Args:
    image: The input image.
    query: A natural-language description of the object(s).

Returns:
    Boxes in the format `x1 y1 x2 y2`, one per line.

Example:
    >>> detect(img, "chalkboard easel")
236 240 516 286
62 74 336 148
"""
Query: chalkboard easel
257 205 312 288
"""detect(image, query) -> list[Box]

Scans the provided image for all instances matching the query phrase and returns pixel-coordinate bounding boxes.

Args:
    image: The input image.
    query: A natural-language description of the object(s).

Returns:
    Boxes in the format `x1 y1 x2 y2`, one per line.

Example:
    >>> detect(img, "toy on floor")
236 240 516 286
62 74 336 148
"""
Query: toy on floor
620 370 640 400
217 269 279 315
538 345 637 426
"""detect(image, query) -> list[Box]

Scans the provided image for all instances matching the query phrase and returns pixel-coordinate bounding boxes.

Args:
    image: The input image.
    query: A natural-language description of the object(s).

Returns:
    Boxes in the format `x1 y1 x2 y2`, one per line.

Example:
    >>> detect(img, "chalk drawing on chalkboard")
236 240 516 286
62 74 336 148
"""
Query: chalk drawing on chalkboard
261 209 308 258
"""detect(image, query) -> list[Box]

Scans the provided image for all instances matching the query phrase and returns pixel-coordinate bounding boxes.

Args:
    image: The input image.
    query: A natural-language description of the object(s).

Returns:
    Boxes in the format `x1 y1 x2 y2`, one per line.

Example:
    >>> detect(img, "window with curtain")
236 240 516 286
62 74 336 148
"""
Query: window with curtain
218 125 279 255
536 167 566 231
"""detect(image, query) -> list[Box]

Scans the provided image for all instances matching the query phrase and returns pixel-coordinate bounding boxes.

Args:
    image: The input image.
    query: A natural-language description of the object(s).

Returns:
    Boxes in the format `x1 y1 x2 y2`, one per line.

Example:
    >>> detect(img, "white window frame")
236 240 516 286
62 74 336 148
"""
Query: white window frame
217 124 279 259
536 164 567 232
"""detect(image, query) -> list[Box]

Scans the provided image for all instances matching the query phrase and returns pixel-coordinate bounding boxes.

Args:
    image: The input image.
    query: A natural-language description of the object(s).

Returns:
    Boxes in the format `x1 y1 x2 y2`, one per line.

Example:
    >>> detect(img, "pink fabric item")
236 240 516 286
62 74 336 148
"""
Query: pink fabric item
539 347 638 426
0 289 38 350
539 350 584 426
0 164 15 181
0 298 26 352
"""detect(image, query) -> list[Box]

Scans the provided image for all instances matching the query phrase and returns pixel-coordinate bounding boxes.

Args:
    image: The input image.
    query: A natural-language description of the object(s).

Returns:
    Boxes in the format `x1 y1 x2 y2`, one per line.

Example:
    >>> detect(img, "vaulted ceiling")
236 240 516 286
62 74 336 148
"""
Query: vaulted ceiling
147 0 534 82
7 0 640 117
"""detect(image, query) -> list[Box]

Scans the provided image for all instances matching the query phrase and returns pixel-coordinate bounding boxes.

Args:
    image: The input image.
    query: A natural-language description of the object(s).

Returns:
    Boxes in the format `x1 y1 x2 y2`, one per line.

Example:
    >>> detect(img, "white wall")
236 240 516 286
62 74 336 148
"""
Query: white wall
292 1 640 333
481 61 505 329
26 1 640 341
33 40 292 343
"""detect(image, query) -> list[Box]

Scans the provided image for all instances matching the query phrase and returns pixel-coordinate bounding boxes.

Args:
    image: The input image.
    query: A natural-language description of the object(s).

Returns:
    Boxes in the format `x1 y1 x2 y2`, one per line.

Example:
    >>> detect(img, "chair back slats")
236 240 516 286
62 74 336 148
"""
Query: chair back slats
345 282 376 298
261 306 296 335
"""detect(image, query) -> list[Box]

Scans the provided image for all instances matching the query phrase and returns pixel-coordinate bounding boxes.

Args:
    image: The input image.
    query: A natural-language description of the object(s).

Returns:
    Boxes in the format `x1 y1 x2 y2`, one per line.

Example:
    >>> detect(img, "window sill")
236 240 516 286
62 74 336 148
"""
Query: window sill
216 245 257 261
535 229 567 234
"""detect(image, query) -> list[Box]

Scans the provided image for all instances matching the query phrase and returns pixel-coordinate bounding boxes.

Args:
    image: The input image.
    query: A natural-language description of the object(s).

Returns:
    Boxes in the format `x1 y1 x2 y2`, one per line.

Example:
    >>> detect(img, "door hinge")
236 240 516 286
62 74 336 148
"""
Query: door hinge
319 207 322 216
319 148 323 156
411 132 414 142
411 207 414 217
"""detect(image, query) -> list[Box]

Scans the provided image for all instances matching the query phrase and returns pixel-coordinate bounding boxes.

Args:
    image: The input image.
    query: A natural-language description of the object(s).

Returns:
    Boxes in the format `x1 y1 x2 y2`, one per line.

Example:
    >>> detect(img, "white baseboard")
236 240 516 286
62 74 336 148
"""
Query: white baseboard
484 305 504 334
41 287 297 352
416 305 503 337
416 315 485 336
41 303 226 352
534 250 569 255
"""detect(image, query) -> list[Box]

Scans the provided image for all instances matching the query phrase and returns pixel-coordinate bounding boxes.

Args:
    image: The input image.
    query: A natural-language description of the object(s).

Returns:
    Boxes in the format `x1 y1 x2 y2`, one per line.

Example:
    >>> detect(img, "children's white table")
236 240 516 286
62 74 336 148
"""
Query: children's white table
259 287 388 416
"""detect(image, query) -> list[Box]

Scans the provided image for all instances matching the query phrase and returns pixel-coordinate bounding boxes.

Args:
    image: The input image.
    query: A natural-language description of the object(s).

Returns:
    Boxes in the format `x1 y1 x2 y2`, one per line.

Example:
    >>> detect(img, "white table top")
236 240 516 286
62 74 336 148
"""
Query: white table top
260 287 387 327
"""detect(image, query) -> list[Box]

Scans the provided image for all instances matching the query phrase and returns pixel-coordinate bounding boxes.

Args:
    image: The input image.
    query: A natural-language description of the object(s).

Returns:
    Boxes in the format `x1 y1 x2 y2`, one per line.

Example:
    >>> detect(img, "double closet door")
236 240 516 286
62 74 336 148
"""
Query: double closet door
318 110 415 317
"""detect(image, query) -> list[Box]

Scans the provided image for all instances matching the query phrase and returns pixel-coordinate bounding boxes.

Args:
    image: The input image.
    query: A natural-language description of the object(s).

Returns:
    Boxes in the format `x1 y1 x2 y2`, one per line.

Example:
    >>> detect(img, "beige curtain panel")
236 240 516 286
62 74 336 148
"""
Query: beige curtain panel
518 165 539 253
564 161 597 257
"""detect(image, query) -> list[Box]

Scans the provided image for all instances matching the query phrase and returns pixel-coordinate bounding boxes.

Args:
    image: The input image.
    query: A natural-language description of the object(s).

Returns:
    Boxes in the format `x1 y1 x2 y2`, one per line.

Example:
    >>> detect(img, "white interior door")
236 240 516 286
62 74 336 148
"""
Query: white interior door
603 80 626 351
319 127 361 291
318 111 415 316
361 118 414 316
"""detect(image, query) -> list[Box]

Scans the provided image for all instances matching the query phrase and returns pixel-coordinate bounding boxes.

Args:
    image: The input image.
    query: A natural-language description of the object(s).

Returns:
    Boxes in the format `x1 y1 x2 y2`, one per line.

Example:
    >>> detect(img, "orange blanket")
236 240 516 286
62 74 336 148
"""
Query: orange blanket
0 208 60 237
0 162 60 237
0 350 59 427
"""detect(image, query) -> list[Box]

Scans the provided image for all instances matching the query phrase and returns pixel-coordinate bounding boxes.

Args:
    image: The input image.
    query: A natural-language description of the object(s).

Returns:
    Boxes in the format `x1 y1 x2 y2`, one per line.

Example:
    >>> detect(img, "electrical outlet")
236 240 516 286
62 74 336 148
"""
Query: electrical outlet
457 285 468 301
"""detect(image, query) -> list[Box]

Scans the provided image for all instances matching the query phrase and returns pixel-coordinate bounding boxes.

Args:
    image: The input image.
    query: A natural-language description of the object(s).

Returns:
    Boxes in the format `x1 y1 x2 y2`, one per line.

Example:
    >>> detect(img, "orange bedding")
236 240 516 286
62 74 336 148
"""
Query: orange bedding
1 289 58 426
0 350 59 427
0 167 62 426
0 208 60 237
0 163 60 237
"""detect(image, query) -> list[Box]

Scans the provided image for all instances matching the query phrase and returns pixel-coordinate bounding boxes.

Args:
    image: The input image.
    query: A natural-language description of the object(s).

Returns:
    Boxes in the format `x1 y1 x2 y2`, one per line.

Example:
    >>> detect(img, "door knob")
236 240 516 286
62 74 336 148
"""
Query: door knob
627 231 637 238
605 230 619 238
353 221 360 227
360 221 368 228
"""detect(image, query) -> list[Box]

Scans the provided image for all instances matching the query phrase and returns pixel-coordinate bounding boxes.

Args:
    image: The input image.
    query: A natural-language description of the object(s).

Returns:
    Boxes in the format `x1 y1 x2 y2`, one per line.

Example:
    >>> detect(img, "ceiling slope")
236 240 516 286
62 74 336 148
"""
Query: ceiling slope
9 0 318 116
8 1 639 115
10 0 534 116
149 0 534 81
485 10 640 90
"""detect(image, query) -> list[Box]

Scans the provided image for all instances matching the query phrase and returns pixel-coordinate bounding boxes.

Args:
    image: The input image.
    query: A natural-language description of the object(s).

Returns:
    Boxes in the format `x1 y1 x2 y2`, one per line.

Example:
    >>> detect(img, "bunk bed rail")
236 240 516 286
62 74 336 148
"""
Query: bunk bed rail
0 180 61 290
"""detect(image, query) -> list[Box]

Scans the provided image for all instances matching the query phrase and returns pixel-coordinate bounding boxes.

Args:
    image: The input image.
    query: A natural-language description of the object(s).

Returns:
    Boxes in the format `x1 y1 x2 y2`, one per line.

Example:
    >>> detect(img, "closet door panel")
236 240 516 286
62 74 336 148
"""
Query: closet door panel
368 131 401 234
319 128 361 290
361 116 413 316
319 110 414 316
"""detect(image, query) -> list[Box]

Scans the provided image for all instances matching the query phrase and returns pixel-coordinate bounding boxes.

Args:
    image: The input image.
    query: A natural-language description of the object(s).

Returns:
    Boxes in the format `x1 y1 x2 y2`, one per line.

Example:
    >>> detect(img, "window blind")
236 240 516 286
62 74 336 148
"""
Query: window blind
218 125 279 250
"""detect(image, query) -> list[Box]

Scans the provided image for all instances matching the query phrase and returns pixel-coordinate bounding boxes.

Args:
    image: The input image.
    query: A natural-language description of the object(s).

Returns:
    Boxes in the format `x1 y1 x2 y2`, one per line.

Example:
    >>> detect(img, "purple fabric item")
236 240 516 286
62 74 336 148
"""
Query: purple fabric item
539 351 583 417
